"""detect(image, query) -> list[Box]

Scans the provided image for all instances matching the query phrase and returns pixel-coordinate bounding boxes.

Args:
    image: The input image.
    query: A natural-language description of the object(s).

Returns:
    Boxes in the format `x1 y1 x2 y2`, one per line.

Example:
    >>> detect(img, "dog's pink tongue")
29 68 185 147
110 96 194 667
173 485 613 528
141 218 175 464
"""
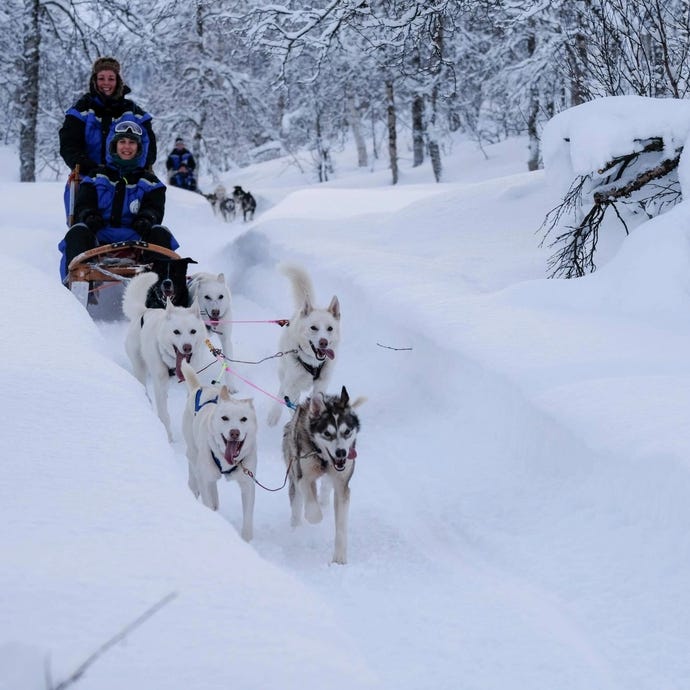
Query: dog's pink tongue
322 348 335 360
348 446 357 460
225 440 241 463
175 350 190 381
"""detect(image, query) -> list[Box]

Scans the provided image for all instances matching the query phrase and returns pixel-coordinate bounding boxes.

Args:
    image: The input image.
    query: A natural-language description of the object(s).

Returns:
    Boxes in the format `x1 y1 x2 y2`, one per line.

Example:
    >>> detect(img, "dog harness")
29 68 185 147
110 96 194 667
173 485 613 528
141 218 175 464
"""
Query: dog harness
211 451 239 475
295 354 324 380
194 388 218 413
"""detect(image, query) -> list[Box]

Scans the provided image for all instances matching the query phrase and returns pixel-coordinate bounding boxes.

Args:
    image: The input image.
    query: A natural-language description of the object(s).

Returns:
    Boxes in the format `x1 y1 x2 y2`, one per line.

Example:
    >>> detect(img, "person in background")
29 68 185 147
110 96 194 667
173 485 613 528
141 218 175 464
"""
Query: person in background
59 119 177 282
166 137 197 191
59 57 157 177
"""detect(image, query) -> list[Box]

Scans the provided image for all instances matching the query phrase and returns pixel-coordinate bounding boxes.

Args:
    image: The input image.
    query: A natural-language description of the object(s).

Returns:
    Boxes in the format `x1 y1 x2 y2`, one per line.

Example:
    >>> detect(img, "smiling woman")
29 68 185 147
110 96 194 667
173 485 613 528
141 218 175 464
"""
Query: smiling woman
58 57 158 177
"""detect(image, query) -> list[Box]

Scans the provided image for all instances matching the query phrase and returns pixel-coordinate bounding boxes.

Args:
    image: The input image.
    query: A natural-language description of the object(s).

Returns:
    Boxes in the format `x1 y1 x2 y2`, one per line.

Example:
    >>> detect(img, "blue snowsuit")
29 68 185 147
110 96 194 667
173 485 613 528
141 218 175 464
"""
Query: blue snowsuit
59 118 178 281
166 147 197 191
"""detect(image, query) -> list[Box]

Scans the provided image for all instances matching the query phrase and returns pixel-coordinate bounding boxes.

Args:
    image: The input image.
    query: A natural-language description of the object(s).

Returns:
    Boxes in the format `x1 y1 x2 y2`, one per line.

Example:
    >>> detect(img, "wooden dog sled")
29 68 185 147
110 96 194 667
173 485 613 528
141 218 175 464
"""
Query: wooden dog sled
67 240 181 316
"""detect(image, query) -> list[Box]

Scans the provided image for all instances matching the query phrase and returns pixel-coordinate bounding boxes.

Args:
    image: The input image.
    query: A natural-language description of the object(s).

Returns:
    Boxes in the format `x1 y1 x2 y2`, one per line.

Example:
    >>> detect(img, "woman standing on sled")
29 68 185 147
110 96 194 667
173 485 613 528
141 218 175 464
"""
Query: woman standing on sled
59 57 157 176
59 119 178 281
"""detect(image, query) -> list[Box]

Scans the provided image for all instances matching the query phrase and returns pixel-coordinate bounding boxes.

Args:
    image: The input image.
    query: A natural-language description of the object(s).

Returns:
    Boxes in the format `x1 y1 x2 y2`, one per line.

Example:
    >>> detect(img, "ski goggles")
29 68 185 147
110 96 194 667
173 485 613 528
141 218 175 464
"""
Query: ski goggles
114 120 143 136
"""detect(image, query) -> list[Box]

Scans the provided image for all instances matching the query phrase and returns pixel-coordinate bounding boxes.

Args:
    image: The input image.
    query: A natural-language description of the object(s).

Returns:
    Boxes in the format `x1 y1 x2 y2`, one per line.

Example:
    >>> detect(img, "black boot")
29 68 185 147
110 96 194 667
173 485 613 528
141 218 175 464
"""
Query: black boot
146 224 174 248
63 223 97 268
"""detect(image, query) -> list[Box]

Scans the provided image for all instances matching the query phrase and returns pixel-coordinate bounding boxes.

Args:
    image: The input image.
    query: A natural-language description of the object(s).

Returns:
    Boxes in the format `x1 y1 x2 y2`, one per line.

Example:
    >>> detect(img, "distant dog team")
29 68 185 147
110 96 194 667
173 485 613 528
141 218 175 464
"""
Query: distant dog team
204 184 256 222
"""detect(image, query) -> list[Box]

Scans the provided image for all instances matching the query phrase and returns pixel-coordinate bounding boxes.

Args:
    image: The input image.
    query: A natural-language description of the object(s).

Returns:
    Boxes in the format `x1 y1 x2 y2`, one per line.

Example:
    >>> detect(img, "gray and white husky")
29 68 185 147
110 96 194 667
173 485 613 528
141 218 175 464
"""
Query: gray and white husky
267 264 341 427
187 271 233 360
181 361 258 541
123 271 207 442
282 386 364 564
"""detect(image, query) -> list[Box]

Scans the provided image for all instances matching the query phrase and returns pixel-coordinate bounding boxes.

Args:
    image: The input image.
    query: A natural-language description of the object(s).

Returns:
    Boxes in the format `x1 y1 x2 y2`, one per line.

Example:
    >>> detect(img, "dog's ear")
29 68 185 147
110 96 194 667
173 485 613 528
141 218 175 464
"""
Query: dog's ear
339 386 350 407
328 295 340 320
189 297 201 316
217 273 225 283
219 385 230 400
309 395 325 416
350 396 367 409
183 257 198 265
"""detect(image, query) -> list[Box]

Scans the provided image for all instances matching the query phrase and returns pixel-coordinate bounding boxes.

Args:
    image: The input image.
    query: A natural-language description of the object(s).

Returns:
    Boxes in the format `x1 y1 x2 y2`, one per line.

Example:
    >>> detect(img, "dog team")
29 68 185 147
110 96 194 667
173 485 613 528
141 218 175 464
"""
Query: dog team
204 184 257 222
122 261 363 564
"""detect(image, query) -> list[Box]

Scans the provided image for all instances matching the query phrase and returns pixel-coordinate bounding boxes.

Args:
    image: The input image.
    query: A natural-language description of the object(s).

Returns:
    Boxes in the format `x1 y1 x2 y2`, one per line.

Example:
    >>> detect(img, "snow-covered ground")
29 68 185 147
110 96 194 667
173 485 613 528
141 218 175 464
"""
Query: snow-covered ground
2 101 690 690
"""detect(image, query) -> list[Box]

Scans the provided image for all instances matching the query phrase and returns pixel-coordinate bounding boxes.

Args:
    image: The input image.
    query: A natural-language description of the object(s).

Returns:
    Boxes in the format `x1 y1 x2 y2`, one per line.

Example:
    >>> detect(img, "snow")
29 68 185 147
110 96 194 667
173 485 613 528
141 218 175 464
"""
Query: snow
2 99 690 690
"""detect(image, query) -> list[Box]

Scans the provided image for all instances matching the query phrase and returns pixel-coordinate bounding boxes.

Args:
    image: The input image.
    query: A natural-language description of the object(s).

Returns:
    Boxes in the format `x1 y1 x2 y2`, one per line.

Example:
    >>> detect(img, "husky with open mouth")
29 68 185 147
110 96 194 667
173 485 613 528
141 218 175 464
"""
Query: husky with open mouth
187 271 234 376
123 271 207 442
181 361 258 541
282 386 364 564
267 264 341 427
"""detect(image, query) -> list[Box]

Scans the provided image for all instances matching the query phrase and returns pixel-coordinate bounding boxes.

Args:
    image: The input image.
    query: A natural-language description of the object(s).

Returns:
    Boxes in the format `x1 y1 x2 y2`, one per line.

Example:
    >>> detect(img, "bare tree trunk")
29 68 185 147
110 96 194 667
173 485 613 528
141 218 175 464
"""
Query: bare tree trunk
428 85 442 182
19 0 40 182
563 4 589 106
527 87 540 171
347 92 368 167
385 79 398 185
427 15 443 182
370 105 379 161
412 93 424 167
314 110 330 182
526 33 540 171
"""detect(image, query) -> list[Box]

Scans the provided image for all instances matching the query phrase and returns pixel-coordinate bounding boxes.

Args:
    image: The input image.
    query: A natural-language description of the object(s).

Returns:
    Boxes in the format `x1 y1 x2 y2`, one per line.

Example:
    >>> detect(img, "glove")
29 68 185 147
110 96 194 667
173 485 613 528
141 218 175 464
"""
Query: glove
132 215 153 237
83 213 104 232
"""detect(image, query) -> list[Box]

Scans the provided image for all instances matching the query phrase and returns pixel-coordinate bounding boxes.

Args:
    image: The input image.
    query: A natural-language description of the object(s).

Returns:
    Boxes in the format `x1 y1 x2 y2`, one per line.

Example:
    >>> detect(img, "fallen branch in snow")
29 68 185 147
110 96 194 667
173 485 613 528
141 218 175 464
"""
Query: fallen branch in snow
376 342 413 351
540 137 683 278
47 592 178 690
592 153 681 204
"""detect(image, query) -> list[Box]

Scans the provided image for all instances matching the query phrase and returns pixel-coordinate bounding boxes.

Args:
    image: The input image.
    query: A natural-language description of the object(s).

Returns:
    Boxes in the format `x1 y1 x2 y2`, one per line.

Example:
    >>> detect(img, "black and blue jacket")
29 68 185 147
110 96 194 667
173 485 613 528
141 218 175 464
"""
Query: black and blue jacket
59 83 157 174
166 148 196 173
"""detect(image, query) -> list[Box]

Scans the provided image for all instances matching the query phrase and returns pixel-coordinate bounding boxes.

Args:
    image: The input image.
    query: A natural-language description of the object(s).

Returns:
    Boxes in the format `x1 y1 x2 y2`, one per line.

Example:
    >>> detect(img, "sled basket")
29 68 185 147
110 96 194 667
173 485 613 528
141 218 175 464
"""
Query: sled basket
67 240 181 317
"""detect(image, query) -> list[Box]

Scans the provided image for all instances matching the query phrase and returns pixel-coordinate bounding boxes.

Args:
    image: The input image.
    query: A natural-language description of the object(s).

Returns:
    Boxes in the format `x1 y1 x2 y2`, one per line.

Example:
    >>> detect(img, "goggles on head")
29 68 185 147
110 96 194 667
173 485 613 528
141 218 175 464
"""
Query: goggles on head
114 120 143 136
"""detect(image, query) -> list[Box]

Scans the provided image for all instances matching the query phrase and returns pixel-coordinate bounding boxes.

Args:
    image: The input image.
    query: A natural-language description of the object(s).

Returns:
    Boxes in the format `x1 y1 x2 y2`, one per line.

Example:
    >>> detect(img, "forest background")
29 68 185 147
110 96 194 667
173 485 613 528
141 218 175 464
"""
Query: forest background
4 0 690 187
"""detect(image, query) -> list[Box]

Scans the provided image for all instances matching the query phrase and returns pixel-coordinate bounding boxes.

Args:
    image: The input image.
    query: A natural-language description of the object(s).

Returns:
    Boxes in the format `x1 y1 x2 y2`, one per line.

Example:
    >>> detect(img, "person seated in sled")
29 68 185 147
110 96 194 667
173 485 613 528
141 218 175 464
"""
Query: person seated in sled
59 56 157 177
58 119 179 282
166 137 197 191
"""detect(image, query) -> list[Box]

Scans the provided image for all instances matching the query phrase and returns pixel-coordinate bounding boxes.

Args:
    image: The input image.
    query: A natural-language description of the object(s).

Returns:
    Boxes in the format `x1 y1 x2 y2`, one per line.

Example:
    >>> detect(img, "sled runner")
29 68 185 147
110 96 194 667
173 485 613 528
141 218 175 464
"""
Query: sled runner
67 240 181 317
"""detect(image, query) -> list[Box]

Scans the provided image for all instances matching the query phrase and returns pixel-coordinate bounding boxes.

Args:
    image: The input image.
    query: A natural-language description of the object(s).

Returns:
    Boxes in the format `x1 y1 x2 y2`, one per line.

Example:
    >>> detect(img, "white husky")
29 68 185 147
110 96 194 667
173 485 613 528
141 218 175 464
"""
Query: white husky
267 264 341 426
188 271 236 392
187 271 233 363
123 271 207 442
181 361 258 541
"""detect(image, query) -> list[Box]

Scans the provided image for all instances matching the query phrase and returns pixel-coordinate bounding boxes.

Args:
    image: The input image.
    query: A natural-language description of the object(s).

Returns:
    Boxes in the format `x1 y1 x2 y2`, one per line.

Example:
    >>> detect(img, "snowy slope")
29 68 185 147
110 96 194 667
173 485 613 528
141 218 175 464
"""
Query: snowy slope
2 133 690 690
